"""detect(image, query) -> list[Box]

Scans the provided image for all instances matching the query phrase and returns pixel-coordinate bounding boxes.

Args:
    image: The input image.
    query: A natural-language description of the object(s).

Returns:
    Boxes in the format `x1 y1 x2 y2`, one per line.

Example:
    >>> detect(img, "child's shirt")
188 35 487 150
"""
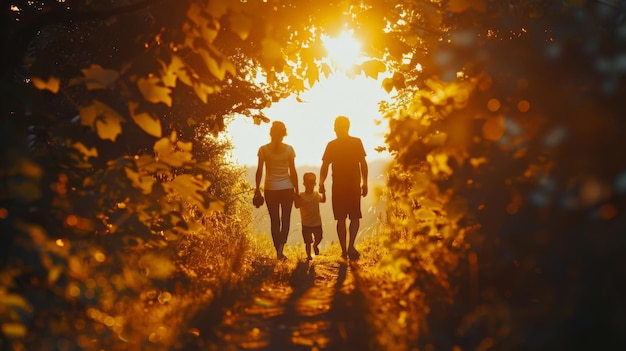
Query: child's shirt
297 191 323 227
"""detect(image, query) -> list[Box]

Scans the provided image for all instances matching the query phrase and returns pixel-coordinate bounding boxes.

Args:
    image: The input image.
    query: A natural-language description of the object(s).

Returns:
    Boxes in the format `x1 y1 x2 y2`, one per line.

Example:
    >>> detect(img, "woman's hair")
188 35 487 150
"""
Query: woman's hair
270 121 287 138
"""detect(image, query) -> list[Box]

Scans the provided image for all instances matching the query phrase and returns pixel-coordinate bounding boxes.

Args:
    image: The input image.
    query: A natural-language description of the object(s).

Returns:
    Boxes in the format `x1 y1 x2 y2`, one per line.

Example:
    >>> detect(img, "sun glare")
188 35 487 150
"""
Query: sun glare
322 31 362 70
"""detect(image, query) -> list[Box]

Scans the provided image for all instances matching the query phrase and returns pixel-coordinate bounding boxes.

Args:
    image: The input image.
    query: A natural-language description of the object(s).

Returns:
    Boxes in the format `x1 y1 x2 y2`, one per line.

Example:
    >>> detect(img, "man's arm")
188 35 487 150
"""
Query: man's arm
359 156 368 197
319 190 327 203
319 160 329 194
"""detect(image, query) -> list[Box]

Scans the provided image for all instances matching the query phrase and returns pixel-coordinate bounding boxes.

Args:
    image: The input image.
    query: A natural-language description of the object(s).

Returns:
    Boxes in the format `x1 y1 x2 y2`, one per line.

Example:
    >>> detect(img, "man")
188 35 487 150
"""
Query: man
319 116 368 260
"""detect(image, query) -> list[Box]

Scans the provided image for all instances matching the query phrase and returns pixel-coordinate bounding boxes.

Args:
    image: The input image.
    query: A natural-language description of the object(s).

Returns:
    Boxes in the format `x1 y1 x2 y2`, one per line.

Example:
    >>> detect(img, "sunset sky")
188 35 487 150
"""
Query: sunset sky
226 72 393 167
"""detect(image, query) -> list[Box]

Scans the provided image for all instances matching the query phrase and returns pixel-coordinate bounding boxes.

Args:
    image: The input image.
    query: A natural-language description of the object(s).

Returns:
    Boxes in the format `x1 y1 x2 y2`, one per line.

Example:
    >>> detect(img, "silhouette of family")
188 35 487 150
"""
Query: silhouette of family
254 116 368 260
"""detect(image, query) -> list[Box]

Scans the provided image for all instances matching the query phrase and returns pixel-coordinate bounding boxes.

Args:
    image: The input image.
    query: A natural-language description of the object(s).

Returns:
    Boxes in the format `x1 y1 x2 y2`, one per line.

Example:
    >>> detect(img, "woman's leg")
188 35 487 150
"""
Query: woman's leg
264 190 281 249
278 189 294 246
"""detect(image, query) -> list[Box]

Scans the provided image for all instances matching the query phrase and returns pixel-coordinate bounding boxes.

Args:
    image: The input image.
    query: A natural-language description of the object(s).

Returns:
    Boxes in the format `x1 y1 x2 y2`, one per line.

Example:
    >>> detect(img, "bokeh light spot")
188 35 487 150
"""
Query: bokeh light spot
68 285 81 297
517 100 530 112
65 214 78 227
482 116 505 141
596 204 617 220
487 98 501 112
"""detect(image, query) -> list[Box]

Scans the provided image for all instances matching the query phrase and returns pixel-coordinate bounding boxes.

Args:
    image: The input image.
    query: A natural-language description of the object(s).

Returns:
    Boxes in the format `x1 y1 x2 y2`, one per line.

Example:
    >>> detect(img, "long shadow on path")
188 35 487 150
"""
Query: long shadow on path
203 256 376 350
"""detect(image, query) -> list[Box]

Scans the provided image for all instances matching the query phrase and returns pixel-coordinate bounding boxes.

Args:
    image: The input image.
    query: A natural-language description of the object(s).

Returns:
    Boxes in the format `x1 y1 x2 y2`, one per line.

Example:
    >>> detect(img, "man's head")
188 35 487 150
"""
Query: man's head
334 116 350 137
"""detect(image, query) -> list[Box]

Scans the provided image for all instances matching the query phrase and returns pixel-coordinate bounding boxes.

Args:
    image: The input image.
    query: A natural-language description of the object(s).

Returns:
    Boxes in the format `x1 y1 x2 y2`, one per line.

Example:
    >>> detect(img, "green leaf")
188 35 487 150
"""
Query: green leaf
137 77 172 106
128 102 162 137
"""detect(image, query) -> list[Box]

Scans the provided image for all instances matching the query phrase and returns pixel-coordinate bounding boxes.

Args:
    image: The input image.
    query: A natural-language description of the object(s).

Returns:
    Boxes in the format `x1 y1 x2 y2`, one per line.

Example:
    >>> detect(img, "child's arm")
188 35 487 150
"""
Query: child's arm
319 190 326 203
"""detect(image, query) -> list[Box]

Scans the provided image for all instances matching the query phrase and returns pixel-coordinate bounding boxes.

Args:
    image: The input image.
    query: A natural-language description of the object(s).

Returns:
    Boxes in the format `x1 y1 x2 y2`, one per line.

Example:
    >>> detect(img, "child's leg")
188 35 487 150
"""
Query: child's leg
313 226 322 255
302 226 313 259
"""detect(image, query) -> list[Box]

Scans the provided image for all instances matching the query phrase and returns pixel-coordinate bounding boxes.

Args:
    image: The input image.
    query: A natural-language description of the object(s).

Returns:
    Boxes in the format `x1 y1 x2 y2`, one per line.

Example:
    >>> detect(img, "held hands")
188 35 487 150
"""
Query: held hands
318 183 325 193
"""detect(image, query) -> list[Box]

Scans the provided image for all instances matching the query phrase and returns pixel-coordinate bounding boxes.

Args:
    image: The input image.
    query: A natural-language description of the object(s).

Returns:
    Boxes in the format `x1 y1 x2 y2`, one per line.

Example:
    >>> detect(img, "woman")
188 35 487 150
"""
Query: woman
255 121 298 259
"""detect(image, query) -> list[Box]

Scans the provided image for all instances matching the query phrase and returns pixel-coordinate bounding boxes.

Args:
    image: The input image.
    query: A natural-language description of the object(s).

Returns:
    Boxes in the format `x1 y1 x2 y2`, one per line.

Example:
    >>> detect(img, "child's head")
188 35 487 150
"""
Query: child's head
303 172 316 190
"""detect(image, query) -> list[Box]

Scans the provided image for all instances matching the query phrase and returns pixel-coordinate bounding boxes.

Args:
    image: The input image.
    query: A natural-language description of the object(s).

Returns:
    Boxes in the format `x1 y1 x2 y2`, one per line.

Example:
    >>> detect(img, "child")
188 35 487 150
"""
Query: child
294 172 326 260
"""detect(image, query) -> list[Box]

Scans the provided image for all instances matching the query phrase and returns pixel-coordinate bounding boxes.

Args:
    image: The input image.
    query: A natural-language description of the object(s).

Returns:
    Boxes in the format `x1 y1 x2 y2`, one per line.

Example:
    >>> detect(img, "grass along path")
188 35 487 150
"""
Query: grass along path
195 254 379 350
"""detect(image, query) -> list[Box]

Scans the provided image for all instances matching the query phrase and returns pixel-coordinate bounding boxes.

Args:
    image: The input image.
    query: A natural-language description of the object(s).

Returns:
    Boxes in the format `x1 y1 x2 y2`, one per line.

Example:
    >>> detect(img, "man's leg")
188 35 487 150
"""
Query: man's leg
348 219 359 250
336 218 347 258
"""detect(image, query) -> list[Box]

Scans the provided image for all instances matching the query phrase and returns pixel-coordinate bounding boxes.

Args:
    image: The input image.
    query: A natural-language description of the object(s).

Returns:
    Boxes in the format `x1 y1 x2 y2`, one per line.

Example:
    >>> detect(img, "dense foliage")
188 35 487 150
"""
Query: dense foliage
2 0 625 350
376 1 626 350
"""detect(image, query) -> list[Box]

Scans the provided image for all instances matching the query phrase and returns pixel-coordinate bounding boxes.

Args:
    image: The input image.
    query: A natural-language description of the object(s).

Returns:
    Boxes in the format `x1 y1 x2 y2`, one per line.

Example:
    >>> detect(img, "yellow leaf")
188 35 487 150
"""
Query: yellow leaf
139 253 176 279
170 55 192 87
200 18 220 44
137 77 172 106
161 58 179 88
321 63 333 78
204 52 223 80
360 59 387 79
448 0 486 13
0 293 32 312
81 64 119 90
163 174 212 210
32 76 60 93
79 104 97 127
153 136 193 167
72 142 98 160
222 57 236 77
128 102 162 137
48 265 63 284
79 100 125 141
193 82 217 103
1 323 27 338
229 12 252 40
209 200 225 213
206 0 229 18
124 167 155 194
382 77 394 93
306 65 319 87
262 38 282 61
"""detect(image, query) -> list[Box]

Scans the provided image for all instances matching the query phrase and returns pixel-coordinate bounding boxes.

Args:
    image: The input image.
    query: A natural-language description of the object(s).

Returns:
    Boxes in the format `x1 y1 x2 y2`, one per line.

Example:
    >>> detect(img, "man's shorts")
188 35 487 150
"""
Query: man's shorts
302 225 323 244
331 184 362 220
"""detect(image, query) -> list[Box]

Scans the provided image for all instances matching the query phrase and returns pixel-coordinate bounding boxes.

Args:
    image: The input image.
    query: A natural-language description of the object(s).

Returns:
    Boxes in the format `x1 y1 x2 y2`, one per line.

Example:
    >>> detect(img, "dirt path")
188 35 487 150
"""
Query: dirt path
194 255 377 350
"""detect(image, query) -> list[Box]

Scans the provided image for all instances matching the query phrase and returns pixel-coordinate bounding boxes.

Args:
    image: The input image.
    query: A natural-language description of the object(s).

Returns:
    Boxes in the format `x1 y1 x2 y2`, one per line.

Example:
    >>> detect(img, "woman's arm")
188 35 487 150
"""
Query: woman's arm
288 156 299 194
255 151 264 194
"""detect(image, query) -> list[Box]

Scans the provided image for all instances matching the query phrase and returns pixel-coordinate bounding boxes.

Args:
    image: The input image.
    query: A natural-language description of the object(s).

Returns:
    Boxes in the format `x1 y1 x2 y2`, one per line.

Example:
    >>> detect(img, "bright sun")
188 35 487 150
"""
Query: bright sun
322 30 362 70
226 30 392 167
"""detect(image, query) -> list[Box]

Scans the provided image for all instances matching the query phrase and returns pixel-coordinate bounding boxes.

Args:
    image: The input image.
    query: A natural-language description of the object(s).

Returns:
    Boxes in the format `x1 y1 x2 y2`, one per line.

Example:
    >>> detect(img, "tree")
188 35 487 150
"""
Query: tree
380 1 626 349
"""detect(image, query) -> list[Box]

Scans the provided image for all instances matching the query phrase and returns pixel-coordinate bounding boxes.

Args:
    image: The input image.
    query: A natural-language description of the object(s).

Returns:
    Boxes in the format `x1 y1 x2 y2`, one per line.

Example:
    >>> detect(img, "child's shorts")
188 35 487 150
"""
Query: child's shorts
302 225 323 244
